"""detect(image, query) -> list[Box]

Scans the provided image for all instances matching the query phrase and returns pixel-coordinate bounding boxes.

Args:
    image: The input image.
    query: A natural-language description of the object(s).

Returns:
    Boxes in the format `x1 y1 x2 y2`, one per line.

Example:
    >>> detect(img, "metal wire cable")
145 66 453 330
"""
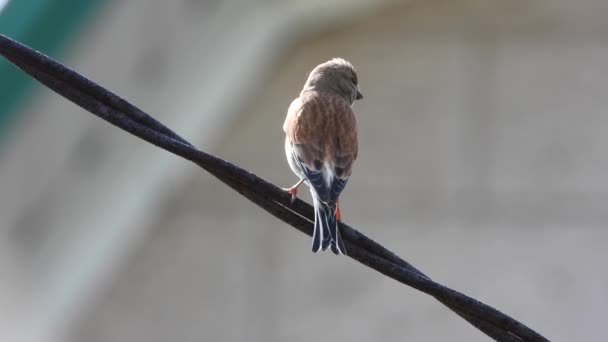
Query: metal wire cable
0 33 550 342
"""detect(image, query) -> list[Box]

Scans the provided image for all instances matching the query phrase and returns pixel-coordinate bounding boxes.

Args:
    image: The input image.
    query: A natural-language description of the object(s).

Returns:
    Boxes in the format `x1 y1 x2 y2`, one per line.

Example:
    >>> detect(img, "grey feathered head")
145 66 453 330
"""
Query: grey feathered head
302 58 363 104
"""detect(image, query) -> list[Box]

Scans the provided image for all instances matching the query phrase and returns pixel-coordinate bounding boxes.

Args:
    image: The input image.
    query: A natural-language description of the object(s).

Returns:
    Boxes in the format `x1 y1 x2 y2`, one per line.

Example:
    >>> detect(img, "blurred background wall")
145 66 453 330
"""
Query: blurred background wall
1 0 607 341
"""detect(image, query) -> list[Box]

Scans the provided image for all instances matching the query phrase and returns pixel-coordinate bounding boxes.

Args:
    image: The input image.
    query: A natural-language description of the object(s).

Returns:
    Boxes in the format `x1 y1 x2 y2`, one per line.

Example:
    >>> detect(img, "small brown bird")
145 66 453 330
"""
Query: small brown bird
283 58 363 255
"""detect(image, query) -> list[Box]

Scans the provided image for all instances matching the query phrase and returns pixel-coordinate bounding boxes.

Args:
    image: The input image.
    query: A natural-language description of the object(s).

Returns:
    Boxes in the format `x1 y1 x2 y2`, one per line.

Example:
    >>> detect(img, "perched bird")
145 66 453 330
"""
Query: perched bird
283 58 363 255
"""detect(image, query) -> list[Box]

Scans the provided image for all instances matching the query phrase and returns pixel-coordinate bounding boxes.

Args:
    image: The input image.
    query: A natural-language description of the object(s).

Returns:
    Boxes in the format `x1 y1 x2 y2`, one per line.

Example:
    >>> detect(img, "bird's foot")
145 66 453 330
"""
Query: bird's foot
283 179 304 204
284 186 298 204
335 203 342 221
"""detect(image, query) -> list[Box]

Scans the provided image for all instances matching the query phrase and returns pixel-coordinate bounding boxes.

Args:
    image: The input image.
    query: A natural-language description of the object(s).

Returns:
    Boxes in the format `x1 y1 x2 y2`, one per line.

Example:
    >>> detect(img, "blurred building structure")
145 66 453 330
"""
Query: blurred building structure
0 0 607 341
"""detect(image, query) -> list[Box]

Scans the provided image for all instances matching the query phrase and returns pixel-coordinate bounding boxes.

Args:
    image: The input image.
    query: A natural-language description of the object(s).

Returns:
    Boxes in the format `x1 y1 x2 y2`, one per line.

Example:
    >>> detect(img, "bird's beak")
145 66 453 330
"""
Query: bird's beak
356 87 363 100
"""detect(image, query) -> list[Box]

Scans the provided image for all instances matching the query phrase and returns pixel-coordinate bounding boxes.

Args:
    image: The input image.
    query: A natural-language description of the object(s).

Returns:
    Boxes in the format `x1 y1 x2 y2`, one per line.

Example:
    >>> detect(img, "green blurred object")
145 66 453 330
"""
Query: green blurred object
0 0 105 140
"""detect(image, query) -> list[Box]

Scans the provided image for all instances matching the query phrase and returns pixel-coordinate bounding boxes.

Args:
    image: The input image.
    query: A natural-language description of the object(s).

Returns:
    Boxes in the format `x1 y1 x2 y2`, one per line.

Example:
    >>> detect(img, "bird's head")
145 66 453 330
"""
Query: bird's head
303 58 363 104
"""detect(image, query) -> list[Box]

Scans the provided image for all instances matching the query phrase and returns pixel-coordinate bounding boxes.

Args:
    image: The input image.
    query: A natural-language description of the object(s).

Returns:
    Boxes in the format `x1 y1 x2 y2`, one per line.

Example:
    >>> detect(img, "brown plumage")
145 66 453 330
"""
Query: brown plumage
283 92 358 177
283 58 363 255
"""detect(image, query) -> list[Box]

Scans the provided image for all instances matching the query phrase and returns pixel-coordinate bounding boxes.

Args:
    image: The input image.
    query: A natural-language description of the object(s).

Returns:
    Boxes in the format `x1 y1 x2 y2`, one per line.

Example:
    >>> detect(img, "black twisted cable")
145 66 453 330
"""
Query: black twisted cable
0 33 549 342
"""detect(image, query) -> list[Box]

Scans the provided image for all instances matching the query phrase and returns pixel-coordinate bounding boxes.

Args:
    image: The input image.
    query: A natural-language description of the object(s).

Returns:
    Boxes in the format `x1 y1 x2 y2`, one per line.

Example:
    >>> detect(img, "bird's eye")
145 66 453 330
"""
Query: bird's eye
350 77 357 85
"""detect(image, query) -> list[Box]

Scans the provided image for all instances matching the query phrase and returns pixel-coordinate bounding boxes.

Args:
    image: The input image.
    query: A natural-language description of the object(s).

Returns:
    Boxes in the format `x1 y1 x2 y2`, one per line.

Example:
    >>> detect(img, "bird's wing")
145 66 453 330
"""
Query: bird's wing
327 96 358 203
283 93 358 204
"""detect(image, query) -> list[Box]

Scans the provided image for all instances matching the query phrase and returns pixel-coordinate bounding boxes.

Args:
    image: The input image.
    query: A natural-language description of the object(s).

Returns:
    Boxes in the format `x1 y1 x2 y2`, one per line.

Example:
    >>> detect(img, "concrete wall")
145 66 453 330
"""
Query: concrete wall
2 0 607 341
69 1 608 342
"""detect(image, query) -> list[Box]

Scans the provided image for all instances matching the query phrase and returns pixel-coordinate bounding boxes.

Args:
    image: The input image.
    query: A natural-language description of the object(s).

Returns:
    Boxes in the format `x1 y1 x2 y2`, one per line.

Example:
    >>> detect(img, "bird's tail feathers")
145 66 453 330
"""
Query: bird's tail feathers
312 196 346 255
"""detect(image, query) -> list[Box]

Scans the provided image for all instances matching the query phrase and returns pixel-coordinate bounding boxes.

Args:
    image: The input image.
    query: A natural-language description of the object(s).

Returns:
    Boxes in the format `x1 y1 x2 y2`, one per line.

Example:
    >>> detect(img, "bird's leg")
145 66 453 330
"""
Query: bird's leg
335 200 342 221
283 179 304 204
